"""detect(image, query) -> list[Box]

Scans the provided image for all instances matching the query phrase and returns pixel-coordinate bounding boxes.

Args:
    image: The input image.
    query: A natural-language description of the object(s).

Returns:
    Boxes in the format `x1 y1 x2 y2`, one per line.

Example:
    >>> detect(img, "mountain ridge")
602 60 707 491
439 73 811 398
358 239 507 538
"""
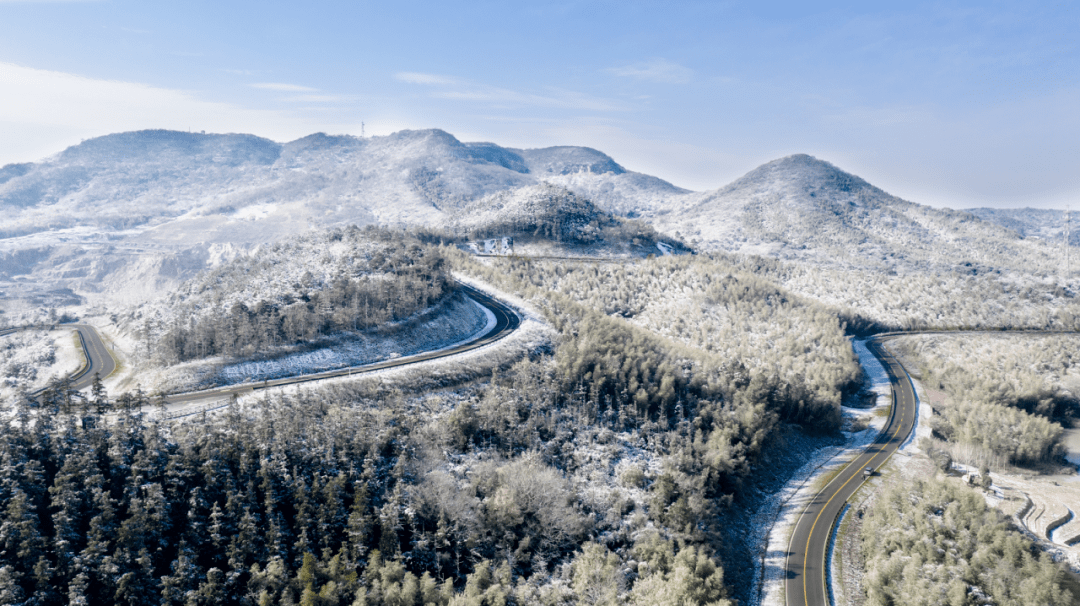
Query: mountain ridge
0 129 1069 311
650 153 1060 273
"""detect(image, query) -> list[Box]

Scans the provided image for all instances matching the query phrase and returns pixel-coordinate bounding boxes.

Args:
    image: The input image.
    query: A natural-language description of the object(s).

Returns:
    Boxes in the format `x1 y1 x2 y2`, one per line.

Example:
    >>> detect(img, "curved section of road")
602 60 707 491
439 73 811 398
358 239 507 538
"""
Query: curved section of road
66 324 118 390
4 283 520 408
161 282 521 410
0 323 117 392
784 337 917 606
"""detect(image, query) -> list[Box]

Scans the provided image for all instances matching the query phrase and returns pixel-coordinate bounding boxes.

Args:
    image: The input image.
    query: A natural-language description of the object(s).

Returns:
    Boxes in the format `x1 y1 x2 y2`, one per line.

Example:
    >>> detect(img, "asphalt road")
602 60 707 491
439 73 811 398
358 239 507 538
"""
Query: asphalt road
0 323 117 392
160 282 521 411
66 324 118 390
784 337 917 606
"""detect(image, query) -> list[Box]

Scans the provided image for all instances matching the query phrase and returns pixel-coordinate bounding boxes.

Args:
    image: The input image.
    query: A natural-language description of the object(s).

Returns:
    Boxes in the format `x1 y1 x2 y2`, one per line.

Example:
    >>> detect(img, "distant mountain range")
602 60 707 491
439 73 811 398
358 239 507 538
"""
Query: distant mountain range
0 129 679 245
967 207 1078 247
0 128 1070 307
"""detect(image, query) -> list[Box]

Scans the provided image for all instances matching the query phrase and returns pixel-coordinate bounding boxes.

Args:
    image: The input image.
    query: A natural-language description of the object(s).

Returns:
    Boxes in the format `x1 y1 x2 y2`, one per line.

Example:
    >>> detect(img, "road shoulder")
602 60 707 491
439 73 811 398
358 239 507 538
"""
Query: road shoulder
755 338 894 606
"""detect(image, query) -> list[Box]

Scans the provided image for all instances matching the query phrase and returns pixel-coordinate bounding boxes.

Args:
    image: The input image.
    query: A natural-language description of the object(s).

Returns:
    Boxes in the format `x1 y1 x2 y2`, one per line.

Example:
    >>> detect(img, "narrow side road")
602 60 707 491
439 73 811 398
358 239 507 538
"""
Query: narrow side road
784 338 917 606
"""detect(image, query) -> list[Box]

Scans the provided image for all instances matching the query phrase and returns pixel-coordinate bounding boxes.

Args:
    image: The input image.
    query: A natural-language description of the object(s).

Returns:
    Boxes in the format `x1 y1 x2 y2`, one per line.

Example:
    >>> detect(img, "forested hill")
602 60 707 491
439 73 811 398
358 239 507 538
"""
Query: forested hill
652 154 1062 274
2 128 1070 314
0 128 688 306
452 183 685 254
967 207 1079 246
0 128 682 245
136 226 453 363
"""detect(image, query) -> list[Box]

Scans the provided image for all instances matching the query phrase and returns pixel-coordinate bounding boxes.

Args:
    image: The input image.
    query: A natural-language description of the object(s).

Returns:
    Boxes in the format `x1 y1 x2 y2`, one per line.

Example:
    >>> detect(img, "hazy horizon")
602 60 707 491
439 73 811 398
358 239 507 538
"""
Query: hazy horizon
2 1 1078 210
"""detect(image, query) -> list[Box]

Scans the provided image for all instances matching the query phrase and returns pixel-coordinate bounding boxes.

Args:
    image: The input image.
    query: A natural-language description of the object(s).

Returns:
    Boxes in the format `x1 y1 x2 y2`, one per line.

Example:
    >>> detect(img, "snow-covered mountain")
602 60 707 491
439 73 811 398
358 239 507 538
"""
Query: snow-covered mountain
0 129 682 305
0 128 680 245
967 207 1077 246
651 154 1061 273
0 129 1069 313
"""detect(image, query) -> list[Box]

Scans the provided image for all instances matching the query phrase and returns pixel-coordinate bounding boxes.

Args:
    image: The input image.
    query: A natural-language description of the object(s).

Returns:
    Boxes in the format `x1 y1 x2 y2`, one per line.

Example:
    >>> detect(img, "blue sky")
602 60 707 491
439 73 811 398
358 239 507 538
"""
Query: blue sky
1 1 1077 208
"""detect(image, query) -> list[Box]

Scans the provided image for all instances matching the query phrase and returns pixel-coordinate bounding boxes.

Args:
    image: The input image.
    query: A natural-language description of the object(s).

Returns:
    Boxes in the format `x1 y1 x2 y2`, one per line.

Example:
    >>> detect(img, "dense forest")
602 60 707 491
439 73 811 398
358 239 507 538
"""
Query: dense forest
860 478 1074 605
890 334 1080 468
142 227 453 363
451 251 865 429
0 241 874 605
3 355 738 605
716 253 1080 334
452 183 682 252
7 223 1080 605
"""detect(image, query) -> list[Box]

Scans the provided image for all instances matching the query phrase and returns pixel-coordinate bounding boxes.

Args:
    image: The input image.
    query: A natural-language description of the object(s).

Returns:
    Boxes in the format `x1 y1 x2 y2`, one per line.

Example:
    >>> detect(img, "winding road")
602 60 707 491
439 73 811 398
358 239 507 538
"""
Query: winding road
2 282 520 411
161 282 520 412
0 323 117 392
784 337 918 606
67 324 119 390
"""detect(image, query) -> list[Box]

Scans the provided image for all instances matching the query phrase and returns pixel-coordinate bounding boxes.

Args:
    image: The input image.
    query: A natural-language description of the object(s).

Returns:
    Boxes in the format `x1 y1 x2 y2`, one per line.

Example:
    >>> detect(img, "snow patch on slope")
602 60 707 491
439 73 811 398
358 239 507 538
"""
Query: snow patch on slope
755 340 893 606
144 292 490 393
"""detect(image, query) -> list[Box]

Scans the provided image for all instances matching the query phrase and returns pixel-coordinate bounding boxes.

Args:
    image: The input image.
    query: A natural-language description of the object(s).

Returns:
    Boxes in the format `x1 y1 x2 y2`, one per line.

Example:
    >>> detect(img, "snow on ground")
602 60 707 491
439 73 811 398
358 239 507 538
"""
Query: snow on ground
903 378 934 452
143 292 491 394
979 461 1080 573
176 311 555 421
754 339 892 606
0 328 83 400
754 424 887 606
1064 428 1080 467
216 295 493 384
164 278 555 418
881 333 1080 573
82 316 144 396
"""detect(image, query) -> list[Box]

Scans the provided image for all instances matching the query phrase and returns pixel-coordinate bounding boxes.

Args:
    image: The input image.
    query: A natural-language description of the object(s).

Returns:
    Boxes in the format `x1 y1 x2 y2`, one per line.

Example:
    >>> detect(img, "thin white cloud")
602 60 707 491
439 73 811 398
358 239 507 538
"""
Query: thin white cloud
251 82 318 92
395 72 460 86
283 94 361 103
396 71 623 111
0 62 328 165
609 59 694 84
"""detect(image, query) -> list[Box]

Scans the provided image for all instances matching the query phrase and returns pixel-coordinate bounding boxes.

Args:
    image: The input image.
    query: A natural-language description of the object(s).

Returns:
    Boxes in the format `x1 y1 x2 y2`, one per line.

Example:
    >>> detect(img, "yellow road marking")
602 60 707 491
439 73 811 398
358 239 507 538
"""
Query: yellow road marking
801 366 909 606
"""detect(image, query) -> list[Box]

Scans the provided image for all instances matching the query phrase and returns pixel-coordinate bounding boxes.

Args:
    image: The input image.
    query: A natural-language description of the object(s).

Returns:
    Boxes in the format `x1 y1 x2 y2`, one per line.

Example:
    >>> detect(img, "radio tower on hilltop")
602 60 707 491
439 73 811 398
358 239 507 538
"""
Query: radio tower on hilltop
1066 206 1071 283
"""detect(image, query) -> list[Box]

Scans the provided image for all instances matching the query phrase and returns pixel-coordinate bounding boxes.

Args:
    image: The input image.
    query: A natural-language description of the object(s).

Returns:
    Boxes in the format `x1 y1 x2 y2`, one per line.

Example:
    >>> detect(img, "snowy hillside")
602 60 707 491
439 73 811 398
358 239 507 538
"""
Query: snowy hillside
455 183 608 242
0 129 685 308
1 130 1073 314
0 129 682 246
652 154 1063 273
967 207 1077 246
452 183 687 257
135 226 452 363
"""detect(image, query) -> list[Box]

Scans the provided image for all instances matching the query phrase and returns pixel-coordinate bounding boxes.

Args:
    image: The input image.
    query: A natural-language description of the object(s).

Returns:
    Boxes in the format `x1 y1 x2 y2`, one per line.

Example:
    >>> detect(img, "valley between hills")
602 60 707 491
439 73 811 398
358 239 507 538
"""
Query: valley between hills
1 128 1078 606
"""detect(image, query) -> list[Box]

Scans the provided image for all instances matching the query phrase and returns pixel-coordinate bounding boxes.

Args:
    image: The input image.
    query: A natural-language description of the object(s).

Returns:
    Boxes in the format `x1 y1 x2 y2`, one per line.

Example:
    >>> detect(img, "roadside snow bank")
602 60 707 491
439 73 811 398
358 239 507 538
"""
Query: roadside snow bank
755 339 893 606
147 291 491 393
216 294 491 384
0 328 83 400
852 339 889 403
